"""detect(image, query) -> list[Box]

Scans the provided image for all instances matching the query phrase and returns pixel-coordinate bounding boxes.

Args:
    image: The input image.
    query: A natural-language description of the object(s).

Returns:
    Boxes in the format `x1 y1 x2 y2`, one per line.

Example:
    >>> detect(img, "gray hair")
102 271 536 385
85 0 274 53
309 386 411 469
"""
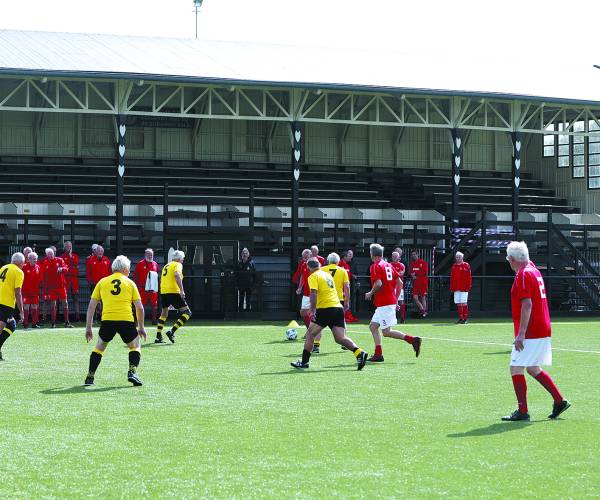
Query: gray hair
28 252 38 260
455 251 464 259
112 255 131 273
145 248 153 253
506 241 529 262
11 252 25 265
92 244 98 251
307 258 320 270
370 243 384 257
391 251 400 260
172 250 185 262
301 248 311 258
327 252 340 264
45 247 55 257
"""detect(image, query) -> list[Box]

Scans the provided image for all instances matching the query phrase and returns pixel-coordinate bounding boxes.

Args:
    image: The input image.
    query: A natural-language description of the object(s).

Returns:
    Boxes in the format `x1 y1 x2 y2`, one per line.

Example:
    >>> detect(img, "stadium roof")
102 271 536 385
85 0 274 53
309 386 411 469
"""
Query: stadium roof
1 29 600 106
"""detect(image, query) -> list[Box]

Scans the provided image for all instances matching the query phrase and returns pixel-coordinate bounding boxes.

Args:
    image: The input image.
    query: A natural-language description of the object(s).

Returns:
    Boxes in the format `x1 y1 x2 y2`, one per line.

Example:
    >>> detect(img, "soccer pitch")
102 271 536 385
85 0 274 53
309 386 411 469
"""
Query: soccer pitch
1 319 598 498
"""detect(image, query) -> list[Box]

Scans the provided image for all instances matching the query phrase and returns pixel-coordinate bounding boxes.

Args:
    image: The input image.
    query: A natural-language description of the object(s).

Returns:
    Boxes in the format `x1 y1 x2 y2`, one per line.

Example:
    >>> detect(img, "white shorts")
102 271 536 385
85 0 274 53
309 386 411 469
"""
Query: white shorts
453 291 469 304
397 289 404 302
371 304 397 329
300 296 311 310
510 337 552 367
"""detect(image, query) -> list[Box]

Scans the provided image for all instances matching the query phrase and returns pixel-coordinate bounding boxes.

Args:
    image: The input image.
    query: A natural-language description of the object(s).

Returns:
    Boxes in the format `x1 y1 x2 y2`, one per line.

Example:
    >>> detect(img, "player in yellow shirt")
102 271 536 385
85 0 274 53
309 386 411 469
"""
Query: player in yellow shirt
84 255 146 387
291 258 368 370
0 253 26 361
313 252 351 353
155 250 191 344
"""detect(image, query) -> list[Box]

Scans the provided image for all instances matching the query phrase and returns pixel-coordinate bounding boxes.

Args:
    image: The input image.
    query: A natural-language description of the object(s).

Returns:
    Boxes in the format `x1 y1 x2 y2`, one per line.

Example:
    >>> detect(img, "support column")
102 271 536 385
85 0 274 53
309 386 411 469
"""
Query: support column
163 183 169 265
511 131 523 228
291 122 301 274
116 115 126 256
451 129 463 227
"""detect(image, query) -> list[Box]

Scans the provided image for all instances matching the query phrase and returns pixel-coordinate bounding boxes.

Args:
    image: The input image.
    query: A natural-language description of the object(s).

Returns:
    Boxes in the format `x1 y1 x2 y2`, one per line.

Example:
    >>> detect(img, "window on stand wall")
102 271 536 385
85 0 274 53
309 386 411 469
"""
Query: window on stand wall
572 121 585 178
543 124 555 158
589 120 600 189
557 122 570 168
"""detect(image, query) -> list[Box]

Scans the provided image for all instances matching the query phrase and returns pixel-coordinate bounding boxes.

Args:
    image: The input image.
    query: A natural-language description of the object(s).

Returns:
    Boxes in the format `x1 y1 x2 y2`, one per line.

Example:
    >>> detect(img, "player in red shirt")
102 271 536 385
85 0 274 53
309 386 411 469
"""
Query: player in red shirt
22 251 42 329
61 241 80 322
502 241 570 421
365 244 421 362
450 251 472 324
40 247 72 328
293 249 313 331
390 249 406 323
86 244 111 321
310 245 325 266
133 248 160 324
338 249 359 323
409 251 429 318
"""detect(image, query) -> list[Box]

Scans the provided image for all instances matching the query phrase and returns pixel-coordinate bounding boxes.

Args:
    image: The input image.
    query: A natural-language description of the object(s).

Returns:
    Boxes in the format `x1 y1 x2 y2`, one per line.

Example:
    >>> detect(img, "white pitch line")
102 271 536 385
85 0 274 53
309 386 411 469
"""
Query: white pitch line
344 331 600 355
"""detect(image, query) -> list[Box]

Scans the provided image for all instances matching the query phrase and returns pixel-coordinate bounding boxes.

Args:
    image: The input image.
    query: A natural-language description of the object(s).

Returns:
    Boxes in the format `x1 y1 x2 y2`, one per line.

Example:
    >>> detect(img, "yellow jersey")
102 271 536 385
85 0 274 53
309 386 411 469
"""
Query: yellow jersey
0 263 24 308
321 264 349 301
307 269 342 309
91 272 141 322
160 261 184 294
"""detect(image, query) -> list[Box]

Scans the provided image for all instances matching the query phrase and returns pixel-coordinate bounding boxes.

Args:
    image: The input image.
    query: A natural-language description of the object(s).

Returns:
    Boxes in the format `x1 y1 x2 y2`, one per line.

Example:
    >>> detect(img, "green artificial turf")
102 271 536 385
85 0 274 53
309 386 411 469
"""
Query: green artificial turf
0 318 598 498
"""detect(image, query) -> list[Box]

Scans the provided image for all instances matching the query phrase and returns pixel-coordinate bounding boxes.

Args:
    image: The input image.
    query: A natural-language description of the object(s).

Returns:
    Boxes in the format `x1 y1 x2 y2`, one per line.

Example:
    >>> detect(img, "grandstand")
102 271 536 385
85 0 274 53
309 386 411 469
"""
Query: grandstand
0 29 599 317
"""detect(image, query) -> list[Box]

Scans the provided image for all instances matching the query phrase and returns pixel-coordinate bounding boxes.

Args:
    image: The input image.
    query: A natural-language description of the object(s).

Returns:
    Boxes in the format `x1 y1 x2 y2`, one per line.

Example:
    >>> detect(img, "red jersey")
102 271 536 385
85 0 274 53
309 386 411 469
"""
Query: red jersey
86 255 111 283
299 261 310 296
338 259 352 278
40 257 68 290
22 262 41 296
134 259 159 289
410 259 428 279
450 262 472 292
60 252 80 279
511 262 551 339
390 261 405 289
370 259 400 307
315 255 325 266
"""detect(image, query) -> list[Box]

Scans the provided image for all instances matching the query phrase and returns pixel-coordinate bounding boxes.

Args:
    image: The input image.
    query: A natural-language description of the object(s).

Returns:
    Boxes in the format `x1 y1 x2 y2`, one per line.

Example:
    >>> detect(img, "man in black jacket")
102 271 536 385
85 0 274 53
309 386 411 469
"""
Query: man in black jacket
236 248 256 311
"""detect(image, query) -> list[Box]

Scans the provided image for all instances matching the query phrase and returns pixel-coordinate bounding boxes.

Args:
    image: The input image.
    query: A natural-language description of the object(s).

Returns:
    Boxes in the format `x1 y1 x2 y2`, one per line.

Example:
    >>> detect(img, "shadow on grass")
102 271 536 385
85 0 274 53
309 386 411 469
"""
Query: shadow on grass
264 340 301 345
447 421 541 438
41 385 133 395
282 352 341 358
258 366 362 375
140 342 174 349
483 351 512 355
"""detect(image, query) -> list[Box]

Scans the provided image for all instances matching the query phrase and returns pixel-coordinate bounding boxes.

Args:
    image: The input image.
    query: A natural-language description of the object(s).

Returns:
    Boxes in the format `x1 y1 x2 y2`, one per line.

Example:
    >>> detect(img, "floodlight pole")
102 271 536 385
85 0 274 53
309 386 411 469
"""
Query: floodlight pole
193 0 203 39
116 114 126 255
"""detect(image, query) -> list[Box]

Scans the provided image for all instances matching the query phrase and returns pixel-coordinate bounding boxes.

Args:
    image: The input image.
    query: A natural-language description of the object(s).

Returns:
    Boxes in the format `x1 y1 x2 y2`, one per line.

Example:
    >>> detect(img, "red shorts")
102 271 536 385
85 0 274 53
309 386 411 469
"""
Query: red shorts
66 276 79 294
140 290 158 307
412 279 428 296
48 288 67 301
23 295 40 305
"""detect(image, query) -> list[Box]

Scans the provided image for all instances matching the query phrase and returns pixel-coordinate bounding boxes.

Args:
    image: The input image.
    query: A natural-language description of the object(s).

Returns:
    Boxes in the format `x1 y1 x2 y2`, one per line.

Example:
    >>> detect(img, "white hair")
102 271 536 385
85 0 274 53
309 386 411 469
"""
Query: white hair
506 241 529 262
45 247 54 256
370 243 384 257
455 251 464 259
391 251 400 260
112 255 131 273
92 244 98 251
11 252 25 264
172 250 185 262
145 248 153 253
310 245 319 252
28 252 38 260
327 252 340 264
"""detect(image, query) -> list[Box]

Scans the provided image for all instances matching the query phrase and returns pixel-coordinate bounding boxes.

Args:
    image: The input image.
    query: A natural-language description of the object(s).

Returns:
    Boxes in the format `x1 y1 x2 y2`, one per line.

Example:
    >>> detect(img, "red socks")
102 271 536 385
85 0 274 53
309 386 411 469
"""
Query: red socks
63 306 69 323
511 374 528 414
374 345 383 357
535 371 563 403
400 304 406 321
50 304 57 324
457 304 469 320
403 335 414 344
24 309 29 327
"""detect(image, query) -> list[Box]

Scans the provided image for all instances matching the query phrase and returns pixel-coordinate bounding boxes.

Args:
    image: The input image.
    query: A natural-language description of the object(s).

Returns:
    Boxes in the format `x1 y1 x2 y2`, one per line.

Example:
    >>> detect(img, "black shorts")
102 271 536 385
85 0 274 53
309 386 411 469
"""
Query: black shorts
314 307 345 329
0 304 18 323
161 293 188 310
98 321 138 344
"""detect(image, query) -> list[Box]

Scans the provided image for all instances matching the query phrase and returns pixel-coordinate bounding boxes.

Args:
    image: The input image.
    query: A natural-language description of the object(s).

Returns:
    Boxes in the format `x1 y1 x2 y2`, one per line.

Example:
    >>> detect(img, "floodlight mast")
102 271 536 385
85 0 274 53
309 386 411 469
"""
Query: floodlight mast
193 0 203 39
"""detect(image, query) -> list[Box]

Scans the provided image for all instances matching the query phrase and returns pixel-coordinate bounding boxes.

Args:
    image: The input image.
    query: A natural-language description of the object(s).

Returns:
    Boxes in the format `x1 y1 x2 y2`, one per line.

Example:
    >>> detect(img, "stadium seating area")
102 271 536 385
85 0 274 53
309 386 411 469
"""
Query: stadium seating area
0 157 578 214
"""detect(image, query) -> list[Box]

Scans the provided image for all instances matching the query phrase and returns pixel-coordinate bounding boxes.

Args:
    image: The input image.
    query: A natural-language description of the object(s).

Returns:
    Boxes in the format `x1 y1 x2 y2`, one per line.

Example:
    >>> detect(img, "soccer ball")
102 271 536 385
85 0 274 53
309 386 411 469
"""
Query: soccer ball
285 328 298 341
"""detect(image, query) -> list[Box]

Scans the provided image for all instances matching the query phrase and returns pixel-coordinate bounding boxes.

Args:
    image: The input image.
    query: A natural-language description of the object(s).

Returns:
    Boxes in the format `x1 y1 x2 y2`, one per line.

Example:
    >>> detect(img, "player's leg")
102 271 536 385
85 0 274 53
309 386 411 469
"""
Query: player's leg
291 322 322 369
123 324 143 386
0 310 16 359
526 365 570 418
461 292 469 323
502 365 530 421
454 292 462 323
155 296 169 342
85 338 109 386
23 302 30 329
61 287 72 327
398 289 406 323
49 297 57 327
412 293 424 315
31 303 40 328
312 329 322 353
149 292 158 325
382 326 422 357
368 321 384 362
72 281 81 322
421 294 428 317
331 325 368 370
167 303 192 343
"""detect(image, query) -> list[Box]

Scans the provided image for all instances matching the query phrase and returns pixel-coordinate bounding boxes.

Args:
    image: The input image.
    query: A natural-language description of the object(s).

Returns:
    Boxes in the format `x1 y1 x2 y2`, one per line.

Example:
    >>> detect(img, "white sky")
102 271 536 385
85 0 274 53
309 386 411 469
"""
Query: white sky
1 0 598 63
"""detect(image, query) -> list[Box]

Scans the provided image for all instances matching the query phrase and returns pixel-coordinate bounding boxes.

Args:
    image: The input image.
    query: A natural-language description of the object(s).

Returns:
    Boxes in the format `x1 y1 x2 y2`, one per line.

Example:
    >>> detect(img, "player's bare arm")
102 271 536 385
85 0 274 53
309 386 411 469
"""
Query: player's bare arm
365 279 382 301
134 299 147 340
85 298 99 342
175 271 185 298
515 298 532 351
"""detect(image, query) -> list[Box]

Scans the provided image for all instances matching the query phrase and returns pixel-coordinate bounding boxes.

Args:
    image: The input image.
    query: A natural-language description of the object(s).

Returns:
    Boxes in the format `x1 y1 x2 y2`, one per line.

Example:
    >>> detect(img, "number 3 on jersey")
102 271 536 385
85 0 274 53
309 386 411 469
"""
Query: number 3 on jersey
110 279 122 295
